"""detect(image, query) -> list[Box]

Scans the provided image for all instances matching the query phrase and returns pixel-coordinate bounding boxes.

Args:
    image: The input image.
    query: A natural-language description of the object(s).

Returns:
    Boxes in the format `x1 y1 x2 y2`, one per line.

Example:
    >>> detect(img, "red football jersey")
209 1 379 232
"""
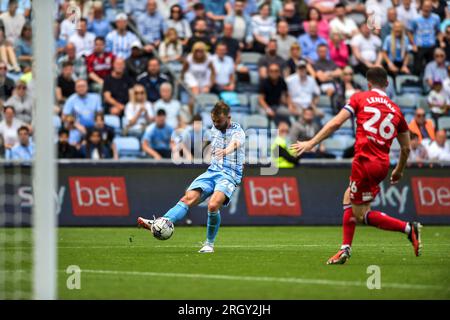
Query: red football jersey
344 88 409 164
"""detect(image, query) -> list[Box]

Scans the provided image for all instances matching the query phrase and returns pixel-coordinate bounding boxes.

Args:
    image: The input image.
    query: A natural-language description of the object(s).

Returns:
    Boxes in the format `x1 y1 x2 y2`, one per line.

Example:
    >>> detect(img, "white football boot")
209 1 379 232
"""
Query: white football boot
137 216 155 233
198 242 214 253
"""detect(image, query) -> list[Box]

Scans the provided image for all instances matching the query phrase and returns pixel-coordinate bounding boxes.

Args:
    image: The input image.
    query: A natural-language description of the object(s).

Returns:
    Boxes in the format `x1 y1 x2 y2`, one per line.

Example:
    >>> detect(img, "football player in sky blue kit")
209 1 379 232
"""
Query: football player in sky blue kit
138 101 246 253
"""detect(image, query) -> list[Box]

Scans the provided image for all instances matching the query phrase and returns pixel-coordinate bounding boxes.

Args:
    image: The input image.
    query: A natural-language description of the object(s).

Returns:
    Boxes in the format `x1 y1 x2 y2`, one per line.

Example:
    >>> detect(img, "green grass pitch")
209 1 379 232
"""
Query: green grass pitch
3 226 450 299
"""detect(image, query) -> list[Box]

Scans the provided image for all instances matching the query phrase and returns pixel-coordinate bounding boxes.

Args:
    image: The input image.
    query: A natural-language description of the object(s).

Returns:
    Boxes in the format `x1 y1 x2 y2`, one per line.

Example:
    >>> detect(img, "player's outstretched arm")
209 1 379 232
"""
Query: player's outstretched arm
291 108 351 156
390 131 411 185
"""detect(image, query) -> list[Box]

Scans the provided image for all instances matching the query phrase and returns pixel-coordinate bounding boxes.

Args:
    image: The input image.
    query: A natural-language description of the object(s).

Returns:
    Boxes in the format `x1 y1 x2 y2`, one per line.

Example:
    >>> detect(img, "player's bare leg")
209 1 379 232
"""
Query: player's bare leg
138 190 202 233
199 191 226 253
327 188 355 265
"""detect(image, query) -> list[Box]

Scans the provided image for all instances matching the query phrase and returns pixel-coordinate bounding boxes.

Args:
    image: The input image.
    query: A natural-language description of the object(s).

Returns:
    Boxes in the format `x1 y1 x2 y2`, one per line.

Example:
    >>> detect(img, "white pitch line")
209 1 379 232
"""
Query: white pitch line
77 269 449 291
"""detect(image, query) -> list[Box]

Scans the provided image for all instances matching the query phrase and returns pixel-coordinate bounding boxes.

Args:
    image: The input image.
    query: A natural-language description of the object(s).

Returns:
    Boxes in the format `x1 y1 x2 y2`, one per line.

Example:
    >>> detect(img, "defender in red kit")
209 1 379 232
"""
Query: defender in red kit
292 67 422 265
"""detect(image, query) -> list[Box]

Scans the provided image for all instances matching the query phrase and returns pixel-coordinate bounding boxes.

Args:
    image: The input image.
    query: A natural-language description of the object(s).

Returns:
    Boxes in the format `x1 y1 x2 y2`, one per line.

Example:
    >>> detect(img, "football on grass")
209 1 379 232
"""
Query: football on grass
151 218 174 240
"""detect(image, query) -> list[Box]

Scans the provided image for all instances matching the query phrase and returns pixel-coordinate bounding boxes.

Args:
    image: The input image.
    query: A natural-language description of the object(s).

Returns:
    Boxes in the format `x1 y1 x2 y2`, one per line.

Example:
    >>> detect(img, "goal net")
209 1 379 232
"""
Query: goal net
0 1 57 300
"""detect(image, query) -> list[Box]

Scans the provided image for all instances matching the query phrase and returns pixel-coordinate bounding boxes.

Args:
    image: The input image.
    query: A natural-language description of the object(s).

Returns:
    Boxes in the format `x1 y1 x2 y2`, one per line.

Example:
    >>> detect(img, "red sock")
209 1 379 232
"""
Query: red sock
342 205 356 247
365 210 407 233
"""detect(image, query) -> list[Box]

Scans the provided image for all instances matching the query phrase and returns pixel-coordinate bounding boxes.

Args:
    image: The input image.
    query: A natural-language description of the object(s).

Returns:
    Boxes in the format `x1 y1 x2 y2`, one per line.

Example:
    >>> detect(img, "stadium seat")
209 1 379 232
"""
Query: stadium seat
195 93 218 113
322 138 347 159
232 93 250 114
243 114 269 130
438 116 450 131
395 75 423 95
249 93 263 114
113 136 141 158
334 119 354 136
104 114 121 134
318 94 333 114
395 94 418 115
241 52 263 71
353 73 368 90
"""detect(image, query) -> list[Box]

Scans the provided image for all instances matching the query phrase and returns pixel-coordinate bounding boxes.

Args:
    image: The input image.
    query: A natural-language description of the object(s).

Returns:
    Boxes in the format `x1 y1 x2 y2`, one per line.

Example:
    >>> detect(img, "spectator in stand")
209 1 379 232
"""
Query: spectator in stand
312 44 342 106
407 0 442 76
124 0 147 21
284 42 315 77
124 83 154 136
0 105 26 149
427 129 450 160
170 115 192 162
409 107 436 143
258 39 285 79
59 3 77 41
63 79 102 131
351 22 383 75
427 79 449 129
303 6 330 41
308 0 339 21
62 114 84 148
189 3 216 40
380 7 398 41
227 0 258 16
365 0 393 26
7 125 33 160
224 0 253 49
56 61 76 105
216 23 241 61
0 0 31 19
396 0 419 28
55 20 67 58
185 19 214 54
159 28 183 67
431 0 447 22
334 66 362 113
329 2 358 41
103 58 135 116
57 128 81 159
440 25 450 62
382 21 412 78
86 36 115 92
271 121 299 168
153 82 181 129
80 128 113 159
211 42 235 93
298 20 327 63
57 42 87 80
251 2 276 53
155 0 179 19
93 112 118 159
106 13 140 59
408 132 429 162
275 20 298 60
5 80 32 124
0 61 15 103
138 58 170 103
126 41 148 79
278 1 304 38
258 63 291 125
328 31 349 68
68 18 96 59
203 0 232 35
0 2 21 72
286 60 322 117
14 23 32 70
104 0 123 24
142 109 173 159
166 4 192 45
290 106 333 158
182 41 215 94
0 0 25 46
87 2 112 38
137 0 166 51
424 48 448 87
443 64 450 95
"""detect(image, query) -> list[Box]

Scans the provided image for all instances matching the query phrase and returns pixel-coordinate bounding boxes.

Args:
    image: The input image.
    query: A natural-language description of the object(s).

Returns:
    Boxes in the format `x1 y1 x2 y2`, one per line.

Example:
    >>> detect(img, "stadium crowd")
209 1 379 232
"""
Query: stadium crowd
0 0 450 164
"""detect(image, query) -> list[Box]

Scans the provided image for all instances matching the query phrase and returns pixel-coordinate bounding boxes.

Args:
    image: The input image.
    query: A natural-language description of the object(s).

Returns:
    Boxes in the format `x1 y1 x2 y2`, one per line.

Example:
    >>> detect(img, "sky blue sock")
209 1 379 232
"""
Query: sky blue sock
206 211 221 244
163 201 189 223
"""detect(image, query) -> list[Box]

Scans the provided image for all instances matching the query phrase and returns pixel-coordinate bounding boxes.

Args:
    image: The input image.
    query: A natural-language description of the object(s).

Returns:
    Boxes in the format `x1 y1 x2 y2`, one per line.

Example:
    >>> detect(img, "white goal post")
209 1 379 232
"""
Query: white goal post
32 0 57 300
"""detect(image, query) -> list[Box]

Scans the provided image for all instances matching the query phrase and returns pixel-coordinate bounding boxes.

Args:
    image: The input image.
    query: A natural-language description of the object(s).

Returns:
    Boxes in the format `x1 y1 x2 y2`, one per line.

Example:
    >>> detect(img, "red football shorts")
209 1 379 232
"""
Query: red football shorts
349 158 389 204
